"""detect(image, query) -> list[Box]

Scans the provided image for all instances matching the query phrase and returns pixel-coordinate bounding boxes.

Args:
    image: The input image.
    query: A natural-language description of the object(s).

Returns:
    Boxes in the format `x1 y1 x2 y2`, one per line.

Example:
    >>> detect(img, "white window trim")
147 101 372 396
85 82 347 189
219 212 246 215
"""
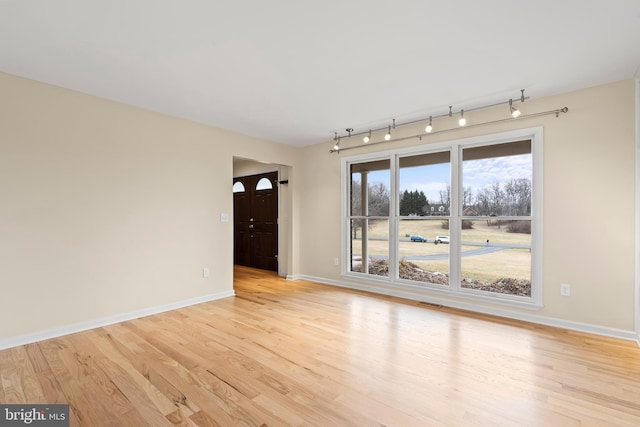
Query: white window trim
341 127 543 310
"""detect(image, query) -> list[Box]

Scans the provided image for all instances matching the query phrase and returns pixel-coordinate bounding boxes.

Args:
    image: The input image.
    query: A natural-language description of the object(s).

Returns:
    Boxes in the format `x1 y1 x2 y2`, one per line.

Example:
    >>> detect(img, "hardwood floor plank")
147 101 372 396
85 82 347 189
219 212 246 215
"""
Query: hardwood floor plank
99 325 203 417
97 358 174 427
190 366 288 426
38 339 109 426
188 410 223 427
0 349 26 403
66 335 132 416
22 342 71 407
36 369 72 406
113 336 246 425
10 346 46 402
0 371 4 403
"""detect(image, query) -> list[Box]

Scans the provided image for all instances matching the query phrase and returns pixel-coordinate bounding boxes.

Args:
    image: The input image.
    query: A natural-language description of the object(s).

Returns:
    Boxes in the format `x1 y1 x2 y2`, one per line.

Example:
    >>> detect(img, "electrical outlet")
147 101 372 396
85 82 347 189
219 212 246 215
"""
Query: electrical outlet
203 268 210 278
560 283 571 297
334 257 339 266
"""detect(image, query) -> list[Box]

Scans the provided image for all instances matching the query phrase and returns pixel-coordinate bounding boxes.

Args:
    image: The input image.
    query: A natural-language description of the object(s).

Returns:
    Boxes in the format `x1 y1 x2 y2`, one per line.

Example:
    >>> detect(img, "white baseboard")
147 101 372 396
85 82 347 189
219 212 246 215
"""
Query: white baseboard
0 290 235 351
291 274 639 345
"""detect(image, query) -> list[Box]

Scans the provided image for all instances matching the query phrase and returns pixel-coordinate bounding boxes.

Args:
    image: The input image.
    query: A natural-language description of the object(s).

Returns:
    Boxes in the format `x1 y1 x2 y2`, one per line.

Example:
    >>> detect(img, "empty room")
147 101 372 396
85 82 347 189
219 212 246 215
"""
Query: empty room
1 1 640 426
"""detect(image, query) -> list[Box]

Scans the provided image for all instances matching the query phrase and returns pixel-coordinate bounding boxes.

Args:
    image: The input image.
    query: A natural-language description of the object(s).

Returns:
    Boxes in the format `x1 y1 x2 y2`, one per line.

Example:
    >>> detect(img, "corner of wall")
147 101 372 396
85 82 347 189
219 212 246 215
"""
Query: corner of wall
635 76 640 347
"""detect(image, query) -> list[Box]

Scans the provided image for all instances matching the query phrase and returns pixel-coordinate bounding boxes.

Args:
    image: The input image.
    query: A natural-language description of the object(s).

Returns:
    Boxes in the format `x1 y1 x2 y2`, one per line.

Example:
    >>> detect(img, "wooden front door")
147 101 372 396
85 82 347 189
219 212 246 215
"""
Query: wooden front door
233 172 278 271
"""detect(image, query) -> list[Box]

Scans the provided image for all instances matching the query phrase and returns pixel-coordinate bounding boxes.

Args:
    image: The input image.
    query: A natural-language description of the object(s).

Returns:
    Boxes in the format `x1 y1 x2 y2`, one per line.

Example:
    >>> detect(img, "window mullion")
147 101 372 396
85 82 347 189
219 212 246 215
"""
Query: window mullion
449 146 461 291
389 154 399 281
361 171 369 274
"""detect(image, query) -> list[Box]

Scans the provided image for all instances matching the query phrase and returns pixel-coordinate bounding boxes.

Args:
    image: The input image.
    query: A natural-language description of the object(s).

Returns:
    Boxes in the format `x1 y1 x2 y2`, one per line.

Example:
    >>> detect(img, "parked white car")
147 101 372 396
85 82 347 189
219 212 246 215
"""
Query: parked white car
434 235 449 244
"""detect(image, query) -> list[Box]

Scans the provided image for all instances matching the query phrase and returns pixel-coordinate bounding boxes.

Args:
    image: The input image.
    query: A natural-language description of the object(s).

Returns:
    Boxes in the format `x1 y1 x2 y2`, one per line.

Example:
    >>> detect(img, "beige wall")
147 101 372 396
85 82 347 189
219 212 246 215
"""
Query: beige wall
298 79 637 333
0 72 299 344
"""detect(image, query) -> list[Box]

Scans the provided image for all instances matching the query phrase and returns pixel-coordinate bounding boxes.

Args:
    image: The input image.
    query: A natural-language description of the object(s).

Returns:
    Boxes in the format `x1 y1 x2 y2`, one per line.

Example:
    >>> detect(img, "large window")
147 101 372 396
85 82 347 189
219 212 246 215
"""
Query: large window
343 128 542 307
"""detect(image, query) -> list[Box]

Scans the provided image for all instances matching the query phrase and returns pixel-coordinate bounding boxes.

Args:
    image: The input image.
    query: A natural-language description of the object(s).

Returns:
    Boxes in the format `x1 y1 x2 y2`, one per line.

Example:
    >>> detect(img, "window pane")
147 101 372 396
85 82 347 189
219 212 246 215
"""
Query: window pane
350 219 389 277
350 218 364 271
399 152 450 216
398 219 449 285
255 177 273 190
367 219 389 276
232 181 245 193
460 220 531 297
462 141 532 216
350 160 390 216
350 174 363 216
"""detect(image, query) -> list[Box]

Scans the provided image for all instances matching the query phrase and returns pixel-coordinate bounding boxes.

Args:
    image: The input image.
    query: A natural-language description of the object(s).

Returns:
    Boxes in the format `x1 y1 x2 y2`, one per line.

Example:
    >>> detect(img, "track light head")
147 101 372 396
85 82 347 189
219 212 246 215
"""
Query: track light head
425 116 433 133
509 99 521 118
458 110 466 126
384 125 391 141
363 130 371 143
333 136 340 151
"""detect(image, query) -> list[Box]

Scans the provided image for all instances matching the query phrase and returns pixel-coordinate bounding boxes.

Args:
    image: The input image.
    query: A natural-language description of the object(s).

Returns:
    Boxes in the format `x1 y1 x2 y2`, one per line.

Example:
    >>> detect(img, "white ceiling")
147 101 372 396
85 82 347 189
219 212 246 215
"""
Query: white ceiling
1 1 639 147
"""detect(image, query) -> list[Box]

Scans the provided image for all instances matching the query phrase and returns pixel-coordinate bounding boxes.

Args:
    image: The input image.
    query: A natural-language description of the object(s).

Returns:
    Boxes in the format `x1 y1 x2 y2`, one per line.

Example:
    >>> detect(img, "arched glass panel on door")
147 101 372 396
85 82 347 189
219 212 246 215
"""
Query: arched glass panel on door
255 177 273 190
232 181 246 193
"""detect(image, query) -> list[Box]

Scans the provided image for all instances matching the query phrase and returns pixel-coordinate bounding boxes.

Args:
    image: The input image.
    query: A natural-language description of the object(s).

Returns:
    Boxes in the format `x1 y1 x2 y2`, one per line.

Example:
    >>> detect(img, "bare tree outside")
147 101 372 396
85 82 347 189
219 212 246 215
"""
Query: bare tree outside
468 179 531 218
438 185 451 208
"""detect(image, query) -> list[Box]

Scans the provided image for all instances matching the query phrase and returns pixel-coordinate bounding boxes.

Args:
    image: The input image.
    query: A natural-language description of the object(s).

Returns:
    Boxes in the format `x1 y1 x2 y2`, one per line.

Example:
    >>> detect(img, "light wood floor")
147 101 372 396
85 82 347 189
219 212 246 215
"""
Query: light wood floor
1 266 640 426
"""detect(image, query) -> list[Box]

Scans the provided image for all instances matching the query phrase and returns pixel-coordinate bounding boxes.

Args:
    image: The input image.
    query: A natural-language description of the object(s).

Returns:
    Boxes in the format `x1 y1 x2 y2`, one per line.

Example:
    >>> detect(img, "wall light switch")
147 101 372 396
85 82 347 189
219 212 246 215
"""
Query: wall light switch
220 213 229 222
560 283 571 297
203 268 210 278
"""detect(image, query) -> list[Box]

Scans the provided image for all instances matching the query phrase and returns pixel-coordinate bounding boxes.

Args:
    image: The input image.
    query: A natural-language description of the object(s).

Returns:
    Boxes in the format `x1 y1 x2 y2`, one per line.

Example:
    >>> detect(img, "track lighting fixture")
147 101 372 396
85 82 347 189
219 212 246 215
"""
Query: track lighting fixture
425 116 433 133
509 99 521 118
329 89 569 153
